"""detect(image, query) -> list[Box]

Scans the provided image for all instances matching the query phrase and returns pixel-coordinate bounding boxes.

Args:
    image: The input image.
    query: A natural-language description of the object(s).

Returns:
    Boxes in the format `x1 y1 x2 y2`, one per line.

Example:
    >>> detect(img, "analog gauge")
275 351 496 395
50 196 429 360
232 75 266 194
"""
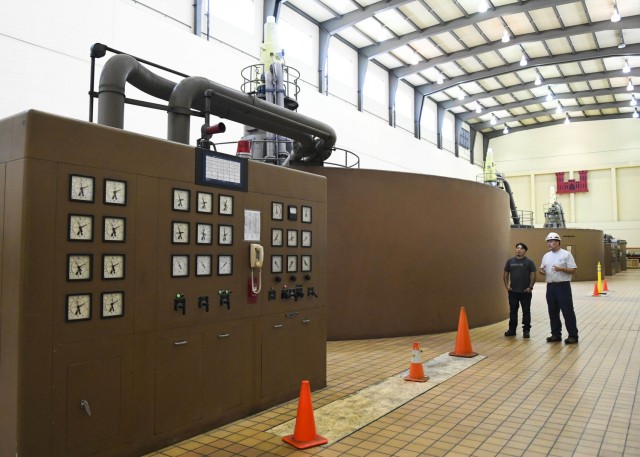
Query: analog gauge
302 206 312 223
66 293 92 322
301 255 312 272
287 229 298 247
196 255 212 276
287 205 298 221
301 230 312 247
172 221 190 244
104 179 127 205
101 291 124 318
218 195 233 215
196 191 213 214
103 216 126 242
286 255 298 273
271 228 283 247
172 188 190 211
218 255 233 275
272 201 283 220
196 223 213 245
68 214 93 241
67 254 92 281
102 254 125 280
171 255 189 277
218 224 233 245
69 174 95 202
271 255 283 274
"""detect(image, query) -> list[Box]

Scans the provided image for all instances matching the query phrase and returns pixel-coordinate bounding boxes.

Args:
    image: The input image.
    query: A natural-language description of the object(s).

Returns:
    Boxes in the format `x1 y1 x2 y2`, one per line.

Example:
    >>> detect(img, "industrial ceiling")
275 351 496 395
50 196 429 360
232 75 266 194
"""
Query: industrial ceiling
279 0 640 141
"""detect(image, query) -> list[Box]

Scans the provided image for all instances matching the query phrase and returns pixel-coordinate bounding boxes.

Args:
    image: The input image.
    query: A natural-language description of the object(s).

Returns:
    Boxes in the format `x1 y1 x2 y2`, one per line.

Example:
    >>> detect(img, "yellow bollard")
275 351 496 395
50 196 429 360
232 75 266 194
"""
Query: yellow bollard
597 261 602 293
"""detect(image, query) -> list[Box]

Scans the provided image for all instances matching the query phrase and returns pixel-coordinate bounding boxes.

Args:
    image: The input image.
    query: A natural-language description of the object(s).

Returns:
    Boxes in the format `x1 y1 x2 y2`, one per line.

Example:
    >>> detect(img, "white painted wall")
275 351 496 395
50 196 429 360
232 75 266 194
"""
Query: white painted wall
491 120 640 245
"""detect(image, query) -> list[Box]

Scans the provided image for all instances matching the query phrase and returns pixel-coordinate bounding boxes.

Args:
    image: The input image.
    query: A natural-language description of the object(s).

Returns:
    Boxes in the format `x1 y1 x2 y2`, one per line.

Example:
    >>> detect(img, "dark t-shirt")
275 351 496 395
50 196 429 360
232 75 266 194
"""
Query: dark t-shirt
504 256 536 292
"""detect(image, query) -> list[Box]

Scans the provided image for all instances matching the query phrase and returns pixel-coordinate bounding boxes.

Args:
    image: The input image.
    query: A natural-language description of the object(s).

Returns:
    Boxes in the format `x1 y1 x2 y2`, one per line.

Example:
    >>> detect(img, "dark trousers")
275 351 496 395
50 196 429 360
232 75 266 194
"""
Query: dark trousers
546 282 579 338
508 291 532 331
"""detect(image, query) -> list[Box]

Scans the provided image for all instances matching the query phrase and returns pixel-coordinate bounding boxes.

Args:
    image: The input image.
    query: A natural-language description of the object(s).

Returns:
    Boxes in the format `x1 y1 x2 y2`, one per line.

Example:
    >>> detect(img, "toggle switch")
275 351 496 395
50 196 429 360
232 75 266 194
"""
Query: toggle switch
174 293 186 315
198 296 209 312
219 289 231 310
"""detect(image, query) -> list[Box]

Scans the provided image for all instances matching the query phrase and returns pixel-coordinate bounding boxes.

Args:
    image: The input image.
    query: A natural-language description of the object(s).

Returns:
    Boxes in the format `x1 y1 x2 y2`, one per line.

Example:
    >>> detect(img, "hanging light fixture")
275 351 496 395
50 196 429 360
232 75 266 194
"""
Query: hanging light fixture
501 29 510 43
457 87 465 100
623 59 631 74
520 54 528 66
490 114 497 125
534 73 542 86
556 101 563 114
503 125 509 134
628 78 635 91
546 86 554 102
633 108 639 119
611 0 621 22
436 72 444 84
618 34 626 49
410 51 420 65
564 114 571 124
631 95 637 107
475 103 483 114
478 0 489 13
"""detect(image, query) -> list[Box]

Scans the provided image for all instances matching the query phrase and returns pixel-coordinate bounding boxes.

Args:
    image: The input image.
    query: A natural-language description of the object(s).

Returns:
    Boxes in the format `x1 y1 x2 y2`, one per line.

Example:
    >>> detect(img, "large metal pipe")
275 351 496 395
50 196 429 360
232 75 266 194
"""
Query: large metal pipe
97 54 336 164
501 178 521 225
98 54 177 128
168 76 335 163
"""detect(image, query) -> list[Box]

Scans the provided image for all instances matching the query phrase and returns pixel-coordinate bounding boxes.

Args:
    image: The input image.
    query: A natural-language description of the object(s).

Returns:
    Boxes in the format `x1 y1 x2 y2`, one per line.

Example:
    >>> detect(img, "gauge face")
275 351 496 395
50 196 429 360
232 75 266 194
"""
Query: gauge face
103 216 126 242
172 221 190 244
301 230 312 247
301 255 312 272
302 206 312 223
67 254 92 281
172 188 190 211
69 175 95 202
271 228 283 247
196 223 213 245
287 229 298 247
218 195 233 215
102 254 125 280
272 201 283 220
196 192 213 214
104 179 127 205
271 255 283 274
196 255 212 276
171 255 189 277
66 294 92 322
69 214 94 241
218 255 233 275
101 291 124 318
218 224 233 245
286 255 297 273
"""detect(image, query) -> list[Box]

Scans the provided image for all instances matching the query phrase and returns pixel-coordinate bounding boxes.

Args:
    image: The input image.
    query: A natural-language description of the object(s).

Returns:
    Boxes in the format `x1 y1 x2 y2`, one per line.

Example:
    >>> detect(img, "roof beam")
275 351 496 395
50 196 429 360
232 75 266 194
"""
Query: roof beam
320 0 415 34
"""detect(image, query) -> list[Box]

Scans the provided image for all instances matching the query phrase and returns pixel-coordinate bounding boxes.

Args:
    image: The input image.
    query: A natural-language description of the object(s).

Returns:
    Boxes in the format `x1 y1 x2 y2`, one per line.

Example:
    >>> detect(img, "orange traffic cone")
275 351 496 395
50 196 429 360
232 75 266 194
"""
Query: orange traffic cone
602 279 609 292
592 283 600 297
404 342 429 382
282 380 328 449
449 307 478 358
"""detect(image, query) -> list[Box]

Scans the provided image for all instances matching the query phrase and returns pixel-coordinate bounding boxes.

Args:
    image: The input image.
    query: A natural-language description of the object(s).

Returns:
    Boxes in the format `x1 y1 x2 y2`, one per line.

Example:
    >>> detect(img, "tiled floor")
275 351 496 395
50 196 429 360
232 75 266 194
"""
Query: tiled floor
147 271 640 457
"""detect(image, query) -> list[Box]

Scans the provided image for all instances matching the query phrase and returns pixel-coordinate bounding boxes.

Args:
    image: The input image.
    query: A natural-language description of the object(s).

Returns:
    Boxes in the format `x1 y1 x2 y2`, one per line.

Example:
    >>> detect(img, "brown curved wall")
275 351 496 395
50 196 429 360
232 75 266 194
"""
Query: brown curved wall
306 168 512 340
509 228 604 282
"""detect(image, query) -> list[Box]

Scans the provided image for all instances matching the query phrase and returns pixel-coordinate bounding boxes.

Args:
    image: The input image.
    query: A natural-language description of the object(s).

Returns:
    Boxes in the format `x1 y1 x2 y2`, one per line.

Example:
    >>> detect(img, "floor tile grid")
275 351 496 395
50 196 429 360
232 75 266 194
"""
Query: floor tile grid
147 272 640 457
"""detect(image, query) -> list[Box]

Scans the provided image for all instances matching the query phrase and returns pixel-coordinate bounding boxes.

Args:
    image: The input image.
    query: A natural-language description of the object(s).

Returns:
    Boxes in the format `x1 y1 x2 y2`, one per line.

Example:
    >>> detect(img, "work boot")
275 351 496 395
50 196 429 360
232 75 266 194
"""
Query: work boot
523 331 530 339
564 337 579 344
546 335 562 342
504 329 516 337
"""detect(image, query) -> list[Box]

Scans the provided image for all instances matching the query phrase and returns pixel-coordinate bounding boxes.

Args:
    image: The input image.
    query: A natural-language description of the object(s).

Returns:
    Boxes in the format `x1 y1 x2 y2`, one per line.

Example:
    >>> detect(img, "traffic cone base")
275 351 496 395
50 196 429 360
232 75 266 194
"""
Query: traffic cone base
450 307 478 358
592 283 599 297
404 363 429 382
282 380 328 449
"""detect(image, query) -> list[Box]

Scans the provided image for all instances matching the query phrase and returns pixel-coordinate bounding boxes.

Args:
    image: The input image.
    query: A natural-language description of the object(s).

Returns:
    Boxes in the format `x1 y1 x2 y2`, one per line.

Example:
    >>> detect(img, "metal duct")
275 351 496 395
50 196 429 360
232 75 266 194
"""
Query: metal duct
167 76 335 163
98 54 177 128
501 178 521 226
97 54 336 164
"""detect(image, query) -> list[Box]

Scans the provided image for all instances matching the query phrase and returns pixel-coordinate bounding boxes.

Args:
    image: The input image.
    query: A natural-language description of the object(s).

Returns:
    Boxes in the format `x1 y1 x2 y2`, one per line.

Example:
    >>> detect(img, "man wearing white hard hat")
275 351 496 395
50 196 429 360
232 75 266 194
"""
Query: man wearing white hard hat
538 232 579 344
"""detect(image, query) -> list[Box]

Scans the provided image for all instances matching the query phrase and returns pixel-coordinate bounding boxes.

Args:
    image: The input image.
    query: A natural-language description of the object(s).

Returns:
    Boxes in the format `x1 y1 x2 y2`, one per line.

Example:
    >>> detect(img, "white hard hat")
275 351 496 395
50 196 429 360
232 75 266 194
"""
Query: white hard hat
546 232 561 241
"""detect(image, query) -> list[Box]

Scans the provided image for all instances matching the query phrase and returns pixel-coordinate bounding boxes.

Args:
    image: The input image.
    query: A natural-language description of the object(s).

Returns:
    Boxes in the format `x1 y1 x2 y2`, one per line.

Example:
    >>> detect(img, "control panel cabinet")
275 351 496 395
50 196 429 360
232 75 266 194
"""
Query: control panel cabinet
0 111 327 457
